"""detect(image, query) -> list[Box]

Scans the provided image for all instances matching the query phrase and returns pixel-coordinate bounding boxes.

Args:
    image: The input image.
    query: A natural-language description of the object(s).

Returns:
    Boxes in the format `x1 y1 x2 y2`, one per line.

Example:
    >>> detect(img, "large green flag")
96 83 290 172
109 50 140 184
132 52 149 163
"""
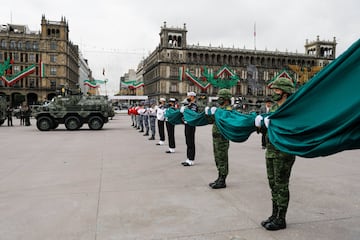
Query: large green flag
268 38 360 158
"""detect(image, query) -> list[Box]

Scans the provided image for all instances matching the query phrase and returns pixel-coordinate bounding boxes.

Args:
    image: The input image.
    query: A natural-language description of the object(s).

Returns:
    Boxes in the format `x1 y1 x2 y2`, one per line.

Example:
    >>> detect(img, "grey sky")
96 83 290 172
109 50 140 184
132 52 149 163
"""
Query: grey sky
3 0 360 95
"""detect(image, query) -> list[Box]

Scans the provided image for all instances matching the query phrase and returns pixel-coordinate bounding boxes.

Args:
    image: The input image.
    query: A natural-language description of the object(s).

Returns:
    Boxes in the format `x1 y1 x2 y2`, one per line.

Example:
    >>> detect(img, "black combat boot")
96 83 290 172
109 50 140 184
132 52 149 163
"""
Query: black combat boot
209 173 221 187
264 208 287 231
148 136 155 140
210 175 226 189
261 201 278 227
143 132 149 136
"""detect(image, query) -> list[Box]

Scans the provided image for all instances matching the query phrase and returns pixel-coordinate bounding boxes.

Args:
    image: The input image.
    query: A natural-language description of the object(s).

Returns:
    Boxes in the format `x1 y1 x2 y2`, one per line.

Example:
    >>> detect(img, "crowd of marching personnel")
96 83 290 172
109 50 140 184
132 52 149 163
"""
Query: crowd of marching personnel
127 77 296 231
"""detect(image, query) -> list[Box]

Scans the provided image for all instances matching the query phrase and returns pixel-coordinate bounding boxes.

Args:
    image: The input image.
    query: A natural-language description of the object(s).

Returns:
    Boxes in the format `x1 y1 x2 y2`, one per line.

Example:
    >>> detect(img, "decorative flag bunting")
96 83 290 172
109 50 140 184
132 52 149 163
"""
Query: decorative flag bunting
84 79 107 88
267 69 295 87
84 80 100 88
121 80 144 89
185 70 211 90
1 64 36 86
183 65 240 90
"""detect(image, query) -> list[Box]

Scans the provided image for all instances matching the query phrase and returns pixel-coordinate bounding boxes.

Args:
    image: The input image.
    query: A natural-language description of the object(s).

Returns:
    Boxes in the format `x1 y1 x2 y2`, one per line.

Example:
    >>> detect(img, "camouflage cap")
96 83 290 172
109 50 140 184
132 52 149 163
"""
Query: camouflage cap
217 88 232 100
270 77 295 94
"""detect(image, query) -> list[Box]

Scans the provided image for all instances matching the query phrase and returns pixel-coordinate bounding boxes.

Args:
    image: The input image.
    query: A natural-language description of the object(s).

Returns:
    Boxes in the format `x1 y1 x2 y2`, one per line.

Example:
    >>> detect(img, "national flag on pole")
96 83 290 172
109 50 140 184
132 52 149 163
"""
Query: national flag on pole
179 66 185 81
84 80 100 88
39 60 45 79
254 22 256 37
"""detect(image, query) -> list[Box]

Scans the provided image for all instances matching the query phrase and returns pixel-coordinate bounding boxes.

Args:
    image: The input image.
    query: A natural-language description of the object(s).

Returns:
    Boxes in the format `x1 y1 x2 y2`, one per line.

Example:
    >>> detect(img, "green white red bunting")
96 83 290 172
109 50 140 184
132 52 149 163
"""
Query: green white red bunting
121 80 144 89
181 65 240 90
84 80 100 88
1 64 36 86
267 70 295 87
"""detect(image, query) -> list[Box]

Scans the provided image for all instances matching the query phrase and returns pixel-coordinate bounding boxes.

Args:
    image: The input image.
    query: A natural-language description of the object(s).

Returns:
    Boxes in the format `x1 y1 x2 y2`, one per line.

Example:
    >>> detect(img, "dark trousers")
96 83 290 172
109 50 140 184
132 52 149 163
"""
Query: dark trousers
7 116 13 126
158 120 165 141
261 128 267 147
185 124 196 160
166 121 175 148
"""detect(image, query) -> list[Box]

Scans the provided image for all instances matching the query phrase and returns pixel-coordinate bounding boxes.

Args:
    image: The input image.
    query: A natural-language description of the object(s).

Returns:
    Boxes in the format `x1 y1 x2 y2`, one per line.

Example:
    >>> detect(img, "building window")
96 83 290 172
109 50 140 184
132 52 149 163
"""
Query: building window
50 80 56 89
50 67 57 75
50 41 57 50
29 53 36 62
1 39 6 48
33 42 39 50
29 79 35 88
0 52 3 61
18 41 23 49
25 41 31 49
13 52 19 61
13 65 20 74
10 41 16 49
170 83 178 93
188 84 196 93
50 55 57 63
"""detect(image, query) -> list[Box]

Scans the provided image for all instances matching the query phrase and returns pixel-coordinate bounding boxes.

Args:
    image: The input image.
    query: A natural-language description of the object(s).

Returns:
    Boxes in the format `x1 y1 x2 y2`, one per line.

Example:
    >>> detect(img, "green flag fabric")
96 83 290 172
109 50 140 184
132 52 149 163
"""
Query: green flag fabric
164 108 183 125
268 38 360 158
183 108 209 126
214 109 257 142
164 107 256 143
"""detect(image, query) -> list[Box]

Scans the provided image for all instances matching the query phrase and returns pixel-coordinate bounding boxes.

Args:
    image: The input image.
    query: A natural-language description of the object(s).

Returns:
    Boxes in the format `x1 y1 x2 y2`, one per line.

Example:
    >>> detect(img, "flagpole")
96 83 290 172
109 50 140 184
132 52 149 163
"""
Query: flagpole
254 22 256 51
105 79 108 96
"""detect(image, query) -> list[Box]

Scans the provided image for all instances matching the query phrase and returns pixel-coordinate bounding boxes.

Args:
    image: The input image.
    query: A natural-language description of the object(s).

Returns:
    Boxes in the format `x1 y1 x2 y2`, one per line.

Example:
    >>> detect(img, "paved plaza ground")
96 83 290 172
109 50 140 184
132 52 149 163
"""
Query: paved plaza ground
0 114 359 240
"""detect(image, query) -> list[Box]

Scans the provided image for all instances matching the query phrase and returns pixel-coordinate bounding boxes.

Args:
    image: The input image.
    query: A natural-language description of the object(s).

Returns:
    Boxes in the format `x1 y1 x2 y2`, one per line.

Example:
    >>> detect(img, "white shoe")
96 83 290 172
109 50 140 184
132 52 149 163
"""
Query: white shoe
166 148 175 153
181 159 194 166
156 141 164 146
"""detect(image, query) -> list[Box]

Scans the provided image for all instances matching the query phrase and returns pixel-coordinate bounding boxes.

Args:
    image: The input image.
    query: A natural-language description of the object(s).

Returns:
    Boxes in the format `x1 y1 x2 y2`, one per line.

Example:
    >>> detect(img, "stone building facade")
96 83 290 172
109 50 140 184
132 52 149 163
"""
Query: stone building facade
142 22 337 104
0 15 79 107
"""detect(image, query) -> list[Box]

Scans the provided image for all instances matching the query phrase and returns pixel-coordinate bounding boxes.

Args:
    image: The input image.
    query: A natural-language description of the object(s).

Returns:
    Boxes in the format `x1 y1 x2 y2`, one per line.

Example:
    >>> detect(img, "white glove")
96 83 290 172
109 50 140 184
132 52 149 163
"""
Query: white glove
255 115 263 127
264 116 270 128
180 106 186 113
204 106 210 115
210 107 217 115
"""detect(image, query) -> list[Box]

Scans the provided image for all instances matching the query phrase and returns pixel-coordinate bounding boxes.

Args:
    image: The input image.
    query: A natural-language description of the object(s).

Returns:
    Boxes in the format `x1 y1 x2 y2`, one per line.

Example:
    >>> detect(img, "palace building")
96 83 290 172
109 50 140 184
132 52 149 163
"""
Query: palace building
141 22 337 103
0 15 80 106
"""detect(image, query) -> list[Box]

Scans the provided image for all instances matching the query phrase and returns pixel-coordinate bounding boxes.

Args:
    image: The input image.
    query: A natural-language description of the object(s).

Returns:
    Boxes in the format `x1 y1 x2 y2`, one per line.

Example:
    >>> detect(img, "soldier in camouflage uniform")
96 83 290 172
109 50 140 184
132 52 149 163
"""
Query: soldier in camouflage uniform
205 89 232 189
255 77 296 231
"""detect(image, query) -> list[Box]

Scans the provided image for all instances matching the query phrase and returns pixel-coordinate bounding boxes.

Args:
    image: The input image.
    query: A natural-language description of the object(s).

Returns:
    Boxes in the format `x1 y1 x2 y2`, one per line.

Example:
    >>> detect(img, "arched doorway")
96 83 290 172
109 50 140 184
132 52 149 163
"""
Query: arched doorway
27 93 38 105
11 92 25 107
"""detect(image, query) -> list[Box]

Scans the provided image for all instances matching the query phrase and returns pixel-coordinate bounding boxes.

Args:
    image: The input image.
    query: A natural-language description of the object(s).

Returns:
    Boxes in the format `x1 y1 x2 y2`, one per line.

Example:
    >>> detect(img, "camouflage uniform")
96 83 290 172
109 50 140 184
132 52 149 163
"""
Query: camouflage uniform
260 77 296 231
265 103 296 220
212 105 232 177
207 89 233 189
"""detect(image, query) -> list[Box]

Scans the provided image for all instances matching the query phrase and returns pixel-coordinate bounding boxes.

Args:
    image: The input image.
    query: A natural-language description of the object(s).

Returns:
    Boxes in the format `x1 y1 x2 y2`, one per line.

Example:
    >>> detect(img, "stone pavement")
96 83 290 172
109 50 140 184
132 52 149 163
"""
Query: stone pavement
0 115 359 240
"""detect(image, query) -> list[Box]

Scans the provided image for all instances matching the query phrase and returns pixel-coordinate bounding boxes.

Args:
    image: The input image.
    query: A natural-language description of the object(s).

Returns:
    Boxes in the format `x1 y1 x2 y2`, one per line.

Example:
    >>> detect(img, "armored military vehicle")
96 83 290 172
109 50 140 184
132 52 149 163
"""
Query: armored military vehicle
33 95 114 131
0 95 6 126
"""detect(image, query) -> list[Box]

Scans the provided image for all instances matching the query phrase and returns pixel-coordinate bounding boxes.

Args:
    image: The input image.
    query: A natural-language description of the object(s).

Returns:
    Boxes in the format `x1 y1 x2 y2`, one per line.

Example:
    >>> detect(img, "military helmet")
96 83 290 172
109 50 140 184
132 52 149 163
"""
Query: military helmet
217 88 232 100
270 77 295 94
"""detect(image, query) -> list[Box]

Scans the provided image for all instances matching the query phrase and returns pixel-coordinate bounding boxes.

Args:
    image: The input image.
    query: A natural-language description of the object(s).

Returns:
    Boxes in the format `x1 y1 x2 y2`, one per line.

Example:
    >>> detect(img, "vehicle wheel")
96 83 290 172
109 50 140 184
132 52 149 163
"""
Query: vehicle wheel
88 116 104 130
37 116 53 131
65 116 81 130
